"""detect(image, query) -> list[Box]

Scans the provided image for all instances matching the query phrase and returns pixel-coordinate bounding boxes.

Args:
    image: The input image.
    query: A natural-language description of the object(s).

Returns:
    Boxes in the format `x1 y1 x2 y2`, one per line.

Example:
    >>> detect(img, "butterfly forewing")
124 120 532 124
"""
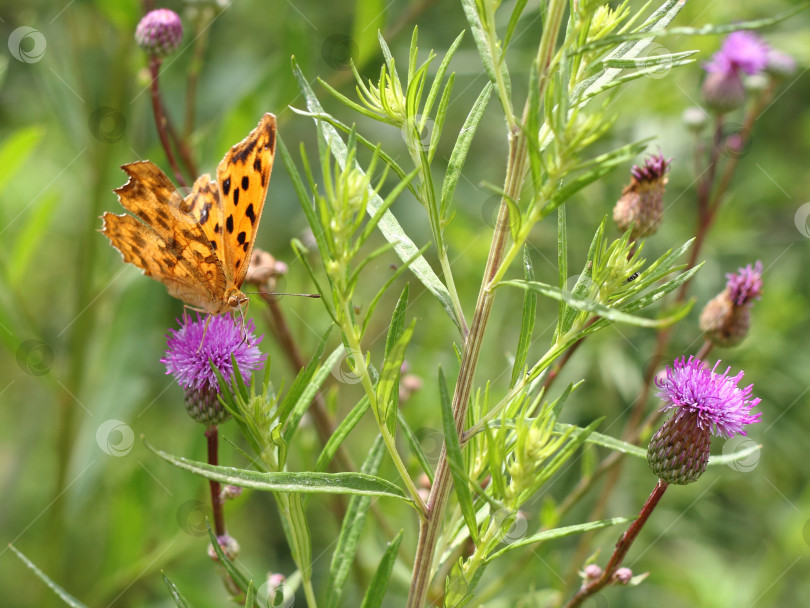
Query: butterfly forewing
215 113 276 287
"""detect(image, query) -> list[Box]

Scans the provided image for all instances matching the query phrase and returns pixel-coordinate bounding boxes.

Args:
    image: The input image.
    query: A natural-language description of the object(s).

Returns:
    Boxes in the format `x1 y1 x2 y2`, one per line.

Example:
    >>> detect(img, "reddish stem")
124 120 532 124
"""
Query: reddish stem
205 425 226 537
564 480 669 608
148 56 188 187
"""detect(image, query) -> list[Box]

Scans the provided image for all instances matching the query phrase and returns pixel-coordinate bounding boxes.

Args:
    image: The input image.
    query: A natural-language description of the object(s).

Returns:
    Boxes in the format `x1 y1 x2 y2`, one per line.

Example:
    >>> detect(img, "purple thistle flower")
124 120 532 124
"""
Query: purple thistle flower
135 9 183 58
655 356 762 439
705 31 770 77
726 261 763 306
162 314 266 425
162 314 266 393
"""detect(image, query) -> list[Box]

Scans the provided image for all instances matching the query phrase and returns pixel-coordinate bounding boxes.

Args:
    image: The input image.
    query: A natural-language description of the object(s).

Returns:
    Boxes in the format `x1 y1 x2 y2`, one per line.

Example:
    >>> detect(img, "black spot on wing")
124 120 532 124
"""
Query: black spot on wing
222 177 231 196
265 128 275 152
235 259 241 269
211 240 218 251
242 242 249 252
214 223 220 234
245 203 256 226
253 157 262 172
237 231 246 245
232 137 257 163
241 176 249 191
132 234 146 248
226 215 234 233
233 187 240 206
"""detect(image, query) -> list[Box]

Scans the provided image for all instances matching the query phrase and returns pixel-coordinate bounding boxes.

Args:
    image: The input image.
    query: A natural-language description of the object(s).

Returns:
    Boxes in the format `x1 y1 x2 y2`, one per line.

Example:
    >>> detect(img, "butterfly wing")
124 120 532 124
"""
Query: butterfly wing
214 113 276 288
103 161 229 313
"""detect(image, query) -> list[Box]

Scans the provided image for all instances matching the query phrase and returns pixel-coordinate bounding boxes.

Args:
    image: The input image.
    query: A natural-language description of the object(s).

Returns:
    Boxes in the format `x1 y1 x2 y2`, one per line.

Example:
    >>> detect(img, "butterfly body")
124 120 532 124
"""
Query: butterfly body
102 113 276 314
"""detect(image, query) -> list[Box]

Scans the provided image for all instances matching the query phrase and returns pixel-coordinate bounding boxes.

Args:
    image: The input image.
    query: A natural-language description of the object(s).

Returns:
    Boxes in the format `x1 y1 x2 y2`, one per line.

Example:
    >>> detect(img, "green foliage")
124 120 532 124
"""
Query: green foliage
4 1 809 608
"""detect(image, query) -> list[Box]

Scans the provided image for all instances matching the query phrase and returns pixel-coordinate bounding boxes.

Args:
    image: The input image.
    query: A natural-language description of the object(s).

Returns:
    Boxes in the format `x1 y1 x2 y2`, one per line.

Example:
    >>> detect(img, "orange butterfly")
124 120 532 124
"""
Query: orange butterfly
102 114 276 314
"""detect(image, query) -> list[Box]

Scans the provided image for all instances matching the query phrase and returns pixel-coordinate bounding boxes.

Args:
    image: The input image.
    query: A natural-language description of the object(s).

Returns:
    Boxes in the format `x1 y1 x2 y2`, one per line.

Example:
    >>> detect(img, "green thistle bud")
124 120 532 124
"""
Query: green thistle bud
184 387 230 425
647 410 711 485
135 9 183 58
699 262 762 348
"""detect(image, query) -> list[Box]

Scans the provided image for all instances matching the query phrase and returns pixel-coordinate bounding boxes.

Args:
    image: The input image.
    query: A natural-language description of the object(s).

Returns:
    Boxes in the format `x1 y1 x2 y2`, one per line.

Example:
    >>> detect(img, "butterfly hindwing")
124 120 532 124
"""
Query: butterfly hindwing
104 161 228 312
215 113 276 287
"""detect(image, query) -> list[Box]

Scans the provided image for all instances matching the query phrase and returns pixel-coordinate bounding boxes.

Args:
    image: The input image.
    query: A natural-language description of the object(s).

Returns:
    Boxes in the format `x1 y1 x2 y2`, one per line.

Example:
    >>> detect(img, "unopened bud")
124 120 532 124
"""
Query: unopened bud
613 153 671 239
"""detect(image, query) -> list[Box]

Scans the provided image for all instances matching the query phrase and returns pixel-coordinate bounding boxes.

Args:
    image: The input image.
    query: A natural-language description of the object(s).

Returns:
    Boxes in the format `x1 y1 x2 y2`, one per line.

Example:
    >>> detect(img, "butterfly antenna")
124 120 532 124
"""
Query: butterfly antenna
244 290 321 299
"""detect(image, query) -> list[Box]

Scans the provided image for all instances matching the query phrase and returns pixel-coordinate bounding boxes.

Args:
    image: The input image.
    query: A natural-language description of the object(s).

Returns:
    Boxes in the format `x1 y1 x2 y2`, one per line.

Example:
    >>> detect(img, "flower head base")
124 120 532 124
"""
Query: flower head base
649 356 761 484
700 261 762 347
613 153 671 239
135 9 183 58
162 314 266 424
705 31 769 77
655 356 761 439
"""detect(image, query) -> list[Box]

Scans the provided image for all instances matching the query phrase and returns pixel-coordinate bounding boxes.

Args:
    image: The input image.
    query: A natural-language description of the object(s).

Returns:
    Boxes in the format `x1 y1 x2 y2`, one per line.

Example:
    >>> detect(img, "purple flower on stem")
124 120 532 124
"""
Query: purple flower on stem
655 356 761 439
161 314 266 424
726 260 763 306
705 31 770 77
648 356 761 484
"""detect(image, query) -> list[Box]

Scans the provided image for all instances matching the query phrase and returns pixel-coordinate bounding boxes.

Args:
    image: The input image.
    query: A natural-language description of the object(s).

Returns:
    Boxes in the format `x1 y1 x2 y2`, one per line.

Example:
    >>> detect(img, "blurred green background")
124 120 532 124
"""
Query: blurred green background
1 0 808 606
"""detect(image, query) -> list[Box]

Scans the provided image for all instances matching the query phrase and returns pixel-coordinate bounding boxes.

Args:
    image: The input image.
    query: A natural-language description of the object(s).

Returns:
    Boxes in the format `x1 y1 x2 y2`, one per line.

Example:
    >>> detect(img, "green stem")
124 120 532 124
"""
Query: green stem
340 301 428 516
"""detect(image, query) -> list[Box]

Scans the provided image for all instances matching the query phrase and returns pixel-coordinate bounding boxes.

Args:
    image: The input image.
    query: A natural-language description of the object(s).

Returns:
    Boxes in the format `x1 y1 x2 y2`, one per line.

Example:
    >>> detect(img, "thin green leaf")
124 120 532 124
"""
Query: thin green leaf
600 49 697 69
8 544 88 608
422 31 464 124
397 408 434 483
707 442 762 467
9 191 59 285
503 279 685 328
244 581 256 608
278 327 330 424
460 0 510 97
360 530 404 608
555 423 647 458
439 367 479 543
146 440 411 503
206 523 257 604
314 396 370 473
555 205 568 339
162 572 192 608
440 82 493 217
293 58 462 333
503 0 529 50
428 73 454 163
510 247 536 388
485 517 630 563
326 436 386 608
377 319 416 435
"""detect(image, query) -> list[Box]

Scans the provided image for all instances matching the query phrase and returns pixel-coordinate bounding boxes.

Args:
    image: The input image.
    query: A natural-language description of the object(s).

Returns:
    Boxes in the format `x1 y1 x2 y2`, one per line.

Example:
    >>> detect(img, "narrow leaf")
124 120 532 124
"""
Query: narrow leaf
314 396 370 473
9 545 88 608
360 530 405 608
146 440 411 502
162 572 193 608
439 367 479 543
326 436 386 608
510 247 536 387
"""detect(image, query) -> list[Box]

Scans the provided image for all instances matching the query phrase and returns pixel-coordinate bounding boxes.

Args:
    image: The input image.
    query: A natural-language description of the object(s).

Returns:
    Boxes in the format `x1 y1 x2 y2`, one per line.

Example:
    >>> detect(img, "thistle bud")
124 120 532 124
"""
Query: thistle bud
701 70 746 114
613 153 671 239
700 261 762 347
135 9 183 58
184 386 229 425
765 49 796 79
648 409 712 485
702 31 769 114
